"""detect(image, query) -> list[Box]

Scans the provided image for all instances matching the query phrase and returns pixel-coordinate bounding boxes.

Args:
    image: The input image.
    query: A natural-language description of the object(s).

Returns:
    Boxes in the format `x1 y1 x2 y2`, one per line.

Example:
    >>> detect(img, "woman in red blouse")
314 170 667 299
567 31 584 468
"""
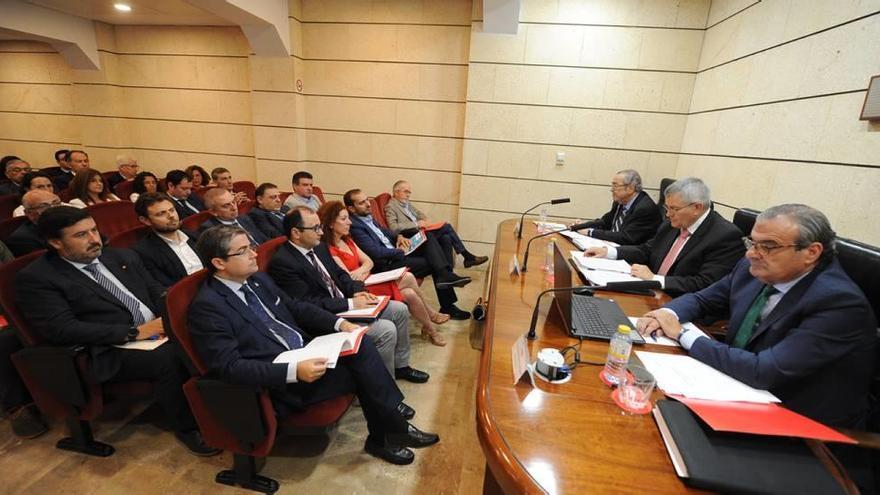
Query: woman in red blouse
318 201 449 346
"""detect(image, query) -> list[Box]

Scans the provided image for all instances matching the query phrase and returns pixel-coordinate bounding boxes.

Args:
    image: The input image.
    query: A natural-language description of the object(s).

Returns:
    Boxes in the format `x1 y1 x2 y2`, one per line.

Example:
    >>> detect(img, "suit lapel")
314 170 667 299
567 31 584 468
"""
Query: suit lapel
747 269 820 345
149 232 187 279
284 243 325 290
211 277 286 349
51 255 132 313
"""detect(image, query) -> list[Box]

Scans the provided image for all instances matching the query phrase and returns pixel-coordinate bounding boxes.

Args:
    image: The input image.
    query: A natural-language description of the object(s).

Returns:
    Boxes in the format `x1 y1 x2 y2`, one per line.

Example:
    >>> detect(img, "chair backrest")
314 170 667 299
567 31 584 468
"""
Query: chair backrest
101 170 117 182
0 215 27 242
86 201 139 238
194 186 217 201
374 192 391 225
656 177 676 210
181 211 213 233
157 178 167 192
836 237 880 320
234 181 256 201
237 200 254 216
0 250 48 346
58 187 73 202
166 269 211 374
279 191 292 205
256 236 286 272
107 224 150 249
312 185 326 203
114 179 135 200
733 208 761 236
369 197 388 228
0 193 19 219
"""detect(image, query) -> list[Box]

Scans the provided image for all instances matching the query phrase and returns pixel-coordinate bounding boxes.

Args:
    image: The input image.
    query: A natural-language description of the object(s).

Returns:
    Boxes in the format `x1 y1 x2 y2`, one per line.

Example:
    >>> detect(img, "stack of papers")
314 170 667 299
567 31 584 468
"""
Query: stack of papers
364 267 408 286
569 251 641 285
533 221 567 232
559 230 619 249
273 326 369 369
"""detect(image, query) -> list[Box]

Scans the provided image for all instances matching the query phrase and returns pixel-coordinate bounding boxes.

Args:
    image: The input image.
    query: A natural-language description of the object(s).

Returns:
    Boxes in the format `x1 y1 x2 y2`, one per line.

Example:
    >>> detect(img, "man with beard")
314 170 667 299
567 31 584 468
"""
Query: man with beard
133 192 203 288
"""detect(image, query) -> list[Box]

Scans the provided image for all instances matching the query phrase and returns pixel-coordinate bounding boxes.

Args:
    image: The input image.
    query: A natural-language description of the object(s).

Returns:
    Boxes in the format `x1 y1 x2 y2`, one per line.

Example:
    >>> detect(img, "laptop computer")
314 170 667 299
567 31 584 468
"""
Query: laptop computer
553 243 645 344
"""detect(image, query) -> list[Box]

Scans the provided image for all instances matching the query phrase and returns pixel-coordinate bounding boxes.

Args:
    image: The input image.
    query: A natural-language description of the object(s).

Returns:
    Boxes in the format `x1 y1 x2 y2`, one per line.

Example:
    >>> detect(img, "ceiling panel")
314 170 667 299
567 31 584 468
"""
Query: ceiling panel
25 0 235 26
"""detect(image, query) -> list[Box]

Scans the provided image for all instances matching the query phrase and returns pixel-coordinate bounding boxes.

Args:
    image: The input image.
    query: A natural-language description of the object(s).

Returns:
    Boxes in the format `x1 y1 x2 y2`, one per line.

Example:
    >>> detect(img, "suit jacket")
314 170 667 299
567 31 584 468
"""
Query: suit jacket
615 211 744 295
132 229 201 288
6 220 46 257
349 215 404 263
15 248 166 382
667 258 876 427
0 181 22 196
171 194 205 220
267 242 365 313
199 215 269 245
582 191 661 245
42 167 74 192
187 273 339 412
384 198 426 234
248 206 286 239
107 173 128 193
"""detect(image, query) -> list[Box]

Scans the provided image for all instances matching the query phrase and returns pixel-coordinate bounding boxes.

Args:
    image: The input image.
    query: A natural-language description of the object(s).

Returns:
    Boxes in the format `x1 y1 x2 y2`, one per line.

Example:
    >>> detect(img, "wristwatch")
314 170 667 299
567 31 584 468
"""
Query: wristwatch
677 326 691 342
126 326 139 342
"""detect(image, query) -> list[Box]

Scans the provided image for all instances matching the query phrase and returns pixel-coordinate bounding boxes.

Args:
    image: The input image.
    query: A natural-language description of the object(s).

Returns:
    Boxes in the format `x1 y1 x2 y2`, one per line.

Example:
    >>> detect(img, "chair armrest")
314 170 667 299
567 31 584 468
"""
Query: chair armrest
11 345 93 416
185 378 277 455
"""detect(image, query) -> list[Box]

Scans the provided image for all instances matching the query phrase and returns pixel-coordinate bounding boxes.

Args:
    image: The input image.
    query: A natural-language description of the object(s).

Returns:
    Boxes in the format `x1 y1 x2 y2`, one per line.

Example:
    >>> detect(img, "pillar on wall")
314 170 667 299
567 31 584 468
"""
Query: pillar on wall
0 0 100 70
186 0 290 56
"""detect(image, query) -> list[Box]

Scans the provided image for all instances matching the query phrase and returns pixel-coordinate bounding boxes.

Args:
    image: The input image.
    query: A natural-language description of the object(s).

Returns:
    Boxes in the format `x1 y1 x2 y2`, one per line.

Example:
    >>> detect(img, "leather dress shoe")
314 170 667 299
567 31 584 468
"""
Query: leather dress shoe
386 424 440 449
175 430 222 457
9 403 48 439
440 305 471 320
435 274 471 289
397 402 415 420
364 440 414 465
463 255 489 268
395 366 429 383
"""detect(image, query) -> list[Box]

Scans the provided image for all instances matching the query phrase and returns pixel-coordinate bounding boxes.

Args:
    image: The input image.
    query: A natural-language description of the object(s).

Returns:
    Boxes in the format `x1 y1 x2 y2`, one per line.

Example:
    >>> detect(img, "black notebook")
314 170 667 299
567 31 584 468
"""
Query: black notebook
653 400 845 495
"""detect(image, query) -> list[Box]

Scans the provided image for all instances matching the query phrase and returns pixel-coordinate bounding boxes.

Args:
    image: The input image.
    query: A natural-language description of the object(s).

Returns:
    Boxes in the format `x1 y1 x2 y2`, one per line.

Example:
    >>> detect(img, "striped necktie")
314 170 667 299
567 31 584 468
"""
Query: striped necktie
612 206 627 232
240 284 303 349
307 251 345 298
82 263 146 326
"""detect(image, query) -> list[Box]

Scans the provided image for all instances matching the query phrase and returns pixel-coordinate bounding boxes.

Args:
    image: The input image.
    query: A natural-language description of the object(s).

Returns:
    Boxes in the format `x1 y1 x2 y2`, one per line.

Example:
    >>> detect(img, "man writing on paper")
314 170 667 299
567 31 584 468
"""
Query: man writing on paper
267 207 428 386
636 204 875 429
189 225 438 465
575 169 661 245
583 177 743 295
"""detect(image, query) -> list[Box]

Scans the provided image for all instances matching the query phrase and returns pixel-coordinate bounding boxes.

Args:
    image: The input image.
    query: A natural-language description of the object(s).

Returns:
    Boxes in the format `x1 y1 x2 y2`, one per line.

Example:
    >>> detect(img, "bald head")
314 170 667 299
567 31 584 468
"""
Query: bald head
22 189 62 223
204 188 238 221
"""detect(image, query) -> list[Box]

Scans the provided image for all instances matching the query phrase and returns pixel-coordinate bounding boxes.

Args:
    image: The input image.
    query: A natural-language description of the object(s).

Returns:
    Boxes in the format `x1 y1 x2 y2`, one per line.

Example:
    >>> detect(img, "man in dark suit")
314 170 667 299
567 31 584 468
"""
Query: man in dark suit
14 206 218 455
41 150 77 192
133 192 203 287
189 225 439 465
165 169 205 220
0 158 30 196
344 189 473 320
576 169 661 245
248 182 288 239
107 154 139 193
267 206 426 384
6 190 60 257
199 188 268 245
585 177 744 296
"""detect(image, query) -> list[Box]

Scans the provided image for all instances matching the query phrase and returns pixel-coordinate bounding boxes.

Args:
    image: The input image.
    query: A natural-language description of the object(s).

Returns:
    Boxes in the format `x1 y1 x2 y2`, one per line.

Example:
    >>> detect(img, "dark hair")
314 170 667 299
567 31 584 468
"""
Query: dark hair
185 165 209 187
54 149 69 162
255 182 278 199
318 200 347 245
196 225 247 273
21 171 54 193
37 205 91 240
211 167 230 180
64 150 87 161
165 169 190 187
70 168 112 204
1 155 20 176
134 192 174 218
132 171 159 195
282 206 315 237
292 171 312 185
342 189 362 208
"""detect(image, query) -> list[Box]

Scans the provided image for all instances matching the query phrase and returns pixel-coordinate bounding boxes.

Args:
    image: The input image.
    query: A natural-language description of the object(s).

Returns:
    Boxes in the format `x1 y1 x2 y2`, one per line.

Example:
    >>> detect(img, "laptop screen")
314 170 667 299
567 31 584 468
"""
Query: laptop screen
552 242 573 333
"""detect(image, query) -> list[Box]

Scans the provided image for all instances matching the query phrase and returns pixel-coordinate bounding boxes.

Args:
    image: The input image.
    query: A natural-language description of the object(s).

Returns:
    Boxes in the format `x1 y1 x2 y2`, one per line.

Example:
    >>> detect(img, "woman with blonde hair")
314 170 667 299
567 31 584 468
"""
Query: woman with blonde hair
318 200 450 346
69 169 120 207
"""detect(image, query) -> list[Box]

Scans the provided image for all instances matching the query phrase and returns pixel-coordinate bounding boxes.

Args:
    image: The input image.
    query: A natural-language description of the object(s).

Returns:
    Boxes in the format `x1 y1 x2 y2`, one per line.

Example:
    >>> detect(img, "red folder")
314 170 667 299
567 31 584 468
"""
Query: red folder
338 326 369 357
336 295 390 319
424 222 446 231
672 395 856 444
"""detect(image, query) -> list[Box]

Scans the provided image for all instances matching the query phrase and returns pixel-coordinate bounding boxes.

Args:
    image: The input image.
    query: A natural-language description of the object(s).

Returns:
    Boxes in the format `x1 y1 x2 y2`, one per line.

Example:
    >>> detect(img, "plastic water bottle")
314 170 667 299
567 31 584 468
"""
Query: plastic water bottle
543 238 556 273
537 207 549 234
602 324 633 385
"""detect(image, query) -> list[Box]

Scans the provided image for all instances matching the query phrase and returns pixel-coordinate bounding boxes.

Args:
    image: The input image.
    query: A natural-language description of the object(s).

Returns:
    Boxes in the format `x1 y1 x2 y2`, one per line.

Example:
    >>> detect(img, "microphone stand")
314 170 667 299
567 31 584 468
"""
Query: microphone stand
526 285 594 340
521 221 592 272
516 198 571 239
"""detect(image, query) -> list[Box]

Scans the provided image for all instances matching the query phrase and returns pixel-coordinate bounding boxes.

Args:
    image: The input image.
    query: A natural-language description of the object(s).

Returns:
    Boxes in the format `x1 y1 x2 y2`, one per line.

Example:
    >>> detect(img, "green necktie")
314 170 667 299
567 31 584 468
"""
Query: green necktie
732 285 777 348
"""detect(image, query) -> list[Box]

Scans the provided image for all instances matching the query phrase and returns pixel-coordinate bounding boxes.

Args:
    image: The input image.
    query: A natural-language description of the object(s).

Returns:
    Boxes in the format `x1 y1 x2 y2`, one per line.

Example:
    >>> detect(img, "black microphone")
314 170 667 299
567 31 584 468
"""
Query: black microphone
526 285 594 340
521 220 593 272
516 198 571 239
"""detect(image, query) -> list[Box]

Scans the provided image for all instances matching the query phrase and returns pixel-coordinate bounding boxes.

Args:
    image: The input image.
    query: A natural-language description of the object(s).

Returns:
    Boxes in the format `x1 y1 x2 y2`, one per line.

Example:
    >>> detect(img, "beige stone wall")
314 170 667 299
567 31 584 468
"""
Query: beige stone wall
679 0 880 244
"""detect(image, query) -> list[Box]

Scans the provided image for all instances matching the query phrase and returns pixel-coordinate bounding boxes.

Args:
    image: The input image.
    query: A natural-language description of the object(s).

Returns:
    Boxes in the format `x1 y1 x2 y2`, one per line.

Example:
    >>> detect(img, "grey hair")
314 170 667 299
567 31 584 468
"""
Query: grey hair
665 177 711 207
196 225 249 272
115 154 136 166
757 204 836 263
616 169 642 192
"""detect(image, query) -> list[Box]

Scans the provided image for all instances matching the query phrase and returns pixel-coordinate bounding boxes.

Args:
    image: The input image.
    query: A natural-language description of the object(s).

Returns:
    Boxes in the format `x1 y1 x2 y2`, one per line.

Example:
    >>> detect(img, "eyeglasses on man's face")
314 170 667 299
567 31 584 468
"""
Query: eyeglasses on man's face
297 224 323 233
742 236 801 256
663 202 697 214
224 245 255 258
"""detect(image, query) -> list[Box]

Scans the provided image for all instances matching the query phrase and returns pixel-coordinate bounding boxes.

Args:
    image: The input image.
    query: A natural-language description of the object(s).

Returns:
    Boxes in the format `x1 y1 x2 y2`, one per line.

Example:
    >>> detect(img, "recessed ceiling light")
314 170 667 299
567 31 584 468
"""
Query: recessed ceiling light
114 3 132 12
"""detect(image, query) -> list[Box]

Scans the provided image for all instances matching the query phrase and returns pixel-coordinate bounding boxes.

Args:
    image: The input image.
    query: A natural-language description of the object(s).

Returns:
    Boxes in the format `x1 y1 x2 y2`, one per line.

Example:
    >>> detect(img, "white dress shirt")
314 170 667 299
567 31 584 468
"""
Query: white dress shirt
156 230 203 275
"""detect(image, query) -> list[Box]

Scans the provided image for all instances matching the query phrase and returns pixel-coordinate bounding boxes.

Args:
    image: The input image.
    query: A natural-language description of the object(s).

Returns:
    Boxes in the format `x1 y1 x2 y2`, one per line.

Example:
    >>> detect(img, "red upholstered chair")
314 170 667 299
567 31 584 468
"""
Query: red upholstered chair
369 197 388 228
374 192 391 225
107 224 150 249
237 200 254 216
58 187 74 202
166 269 354 493
312 185 326 203
86 201 139 238
0 215 27 243
181 211 213 233
195 186 217 201
0 250 152 457
256 236 286 272
114 179 135 201
279 191 292 204
157 178 167 192
0 193 18 219
234 181 256 201
101 170 117 182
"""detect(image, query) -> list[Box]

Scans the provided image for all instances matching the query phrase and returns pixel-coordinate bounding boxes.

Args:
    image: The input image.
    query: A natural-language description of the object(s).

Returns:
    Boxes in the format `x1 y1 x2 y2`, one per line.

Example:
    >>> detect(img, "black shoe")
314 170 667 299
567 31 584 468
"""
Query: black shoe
9 403 48 439
397 402 415 420
386 424 440 449
440 305 471 320
435 274 471 289
175 430 222 457
395 366 429 383
463 255 489 268
364 440 414 465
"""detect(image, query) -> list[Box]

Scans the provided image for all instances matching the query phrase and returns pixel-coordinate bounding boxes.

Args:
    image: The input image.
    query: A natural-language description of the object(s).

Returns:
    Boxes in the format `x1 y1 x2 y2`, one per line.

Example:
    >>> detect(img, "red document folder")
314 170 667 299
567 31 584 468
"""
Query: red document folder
424 222 446 231
338 326 368 357
672 395 856 444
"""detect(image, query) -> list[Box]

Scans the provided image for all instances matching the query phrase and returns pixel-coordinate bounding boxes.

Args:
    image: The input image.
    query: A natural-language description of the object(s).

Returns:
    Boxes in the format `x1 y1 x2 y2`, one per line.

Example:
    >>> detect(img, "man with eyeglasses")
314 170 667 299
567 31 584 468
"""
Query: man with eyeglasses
574 169 661 245
0 159 31 196
7 190 65 257
268 207 427 386
108 154 139 193
584 177 743 295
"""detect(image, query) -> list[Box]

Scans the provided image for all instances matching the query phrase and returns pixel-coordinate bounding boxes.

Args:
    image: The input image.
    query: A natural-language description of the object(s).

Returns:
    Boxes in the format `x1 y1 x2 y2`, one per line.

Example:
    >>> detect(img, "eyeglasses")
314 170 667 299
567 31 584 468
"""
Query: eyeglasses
609 183 628 190
663 202 697 214
223 245 255 258
8 166 31 174
742 237 801 256
296 224 323 233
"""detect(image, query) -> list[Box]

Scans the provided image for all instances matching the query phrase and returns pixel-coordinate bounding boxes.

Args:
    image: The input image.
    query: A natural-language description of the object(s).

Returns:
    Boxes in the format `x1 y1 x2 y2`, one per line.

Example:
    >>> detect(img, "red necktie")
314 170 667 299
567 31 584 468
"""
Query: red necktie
657 229 691 275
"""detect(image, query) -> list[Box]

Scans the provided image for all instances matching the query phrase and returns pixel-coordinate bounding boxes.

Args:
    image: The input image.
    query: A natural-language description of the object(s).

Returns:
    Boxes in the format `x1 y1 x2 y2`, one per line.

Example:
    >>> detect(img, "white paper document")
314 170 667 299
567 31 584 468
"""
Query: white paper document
533 221 567 232
114 337 168 351
571 252 631 273
273 326 369 369
635 351 780 403
364 267 407 286
627 317 680 347
559 231 619 250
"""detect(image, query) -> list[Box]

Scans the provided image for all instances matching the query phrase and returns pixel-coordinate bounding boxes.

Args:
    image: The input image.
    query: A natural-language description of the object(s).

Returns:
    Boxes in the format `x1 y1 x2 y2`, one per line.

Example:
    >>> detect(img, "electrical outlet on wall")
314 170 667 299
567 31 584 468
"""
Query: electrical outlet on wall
555 152 565 166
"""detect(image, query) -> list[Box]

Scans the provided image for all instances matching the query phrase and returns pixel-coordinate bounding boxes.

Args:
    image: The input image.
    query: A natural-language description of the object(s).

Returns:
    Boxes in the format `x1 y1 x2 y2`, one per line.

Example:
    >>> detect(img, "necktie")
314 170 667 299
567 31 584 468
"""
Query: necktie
612 206 627 232
657 229 691 275
306 251 345 298
82 263 146 326
234 220 258 245
271 210 285 221
240 284 303 349
732 285 778 348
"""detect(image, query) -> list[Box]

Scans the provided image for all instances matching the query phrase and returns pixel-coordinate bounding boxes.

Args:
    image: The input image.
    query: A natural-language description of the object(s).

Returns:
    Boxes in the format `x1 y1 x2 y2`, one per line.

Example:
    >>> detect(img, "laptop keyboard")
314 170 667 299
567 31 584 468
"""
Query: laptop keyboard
572 298 615 338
